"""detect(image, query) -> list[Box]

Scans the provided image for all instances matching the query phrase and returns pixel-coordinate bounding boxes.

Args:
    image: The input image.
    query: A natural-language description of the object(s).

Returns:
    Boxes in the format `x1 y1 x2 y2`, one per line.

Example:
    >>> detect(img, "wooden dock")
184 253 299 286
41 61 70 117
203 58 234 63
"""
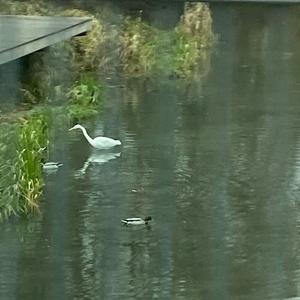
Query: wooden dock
0 15 92 65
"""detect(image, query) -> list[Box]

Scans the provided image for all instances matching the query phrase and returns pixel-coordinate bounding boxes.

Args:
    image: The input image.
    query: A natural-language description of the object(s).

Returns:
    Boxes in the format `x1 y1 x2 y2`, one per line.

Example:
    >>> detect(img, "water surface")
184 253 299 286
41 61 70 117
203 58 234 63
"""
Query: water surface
1 3 300 300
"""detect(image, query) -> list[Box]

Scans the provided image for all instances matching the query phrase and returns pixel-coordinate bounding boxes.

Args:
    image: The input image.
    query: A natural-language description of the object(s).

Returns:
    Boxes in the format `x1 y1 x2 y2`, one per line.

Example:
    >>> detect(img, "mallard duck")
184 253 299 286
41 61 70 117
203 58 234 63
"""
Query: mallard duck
42 162 63 170
121 216 152 225
69 124 121 150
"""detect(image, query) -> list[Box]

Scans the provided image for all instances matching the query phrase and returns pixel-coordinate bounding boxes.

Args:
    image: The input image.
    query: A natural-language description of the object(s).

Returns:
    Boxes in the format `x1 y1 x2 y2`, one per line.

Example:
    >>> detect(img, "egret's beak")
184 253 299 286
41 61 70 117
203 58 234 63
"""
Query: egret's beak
68 127 75 131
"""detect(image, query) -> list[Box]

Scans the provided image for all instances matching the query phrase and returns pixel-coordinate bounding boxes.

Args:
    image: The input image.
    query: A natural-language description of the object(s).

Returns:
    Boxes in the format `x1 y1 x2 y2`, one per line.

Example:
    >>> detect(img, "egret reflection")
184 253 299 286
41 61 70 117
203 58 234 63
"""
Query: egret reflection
75 151 121 176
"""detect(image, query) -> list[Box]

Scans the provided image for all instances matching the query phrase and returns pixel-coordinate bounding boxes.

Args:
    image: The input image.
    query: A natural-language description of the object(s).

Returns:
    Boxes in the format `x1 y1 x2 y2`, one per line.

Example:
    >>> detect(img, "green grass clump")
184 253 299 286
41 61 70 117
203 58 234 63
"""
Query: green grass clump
119 7 215 79
14 115 48 213
120 17 158 76
22 43 75 105
173 3 215 77
61 9 106 72
0 123 19 220
0 0 58 15
67 74 104 121
0 115 49 220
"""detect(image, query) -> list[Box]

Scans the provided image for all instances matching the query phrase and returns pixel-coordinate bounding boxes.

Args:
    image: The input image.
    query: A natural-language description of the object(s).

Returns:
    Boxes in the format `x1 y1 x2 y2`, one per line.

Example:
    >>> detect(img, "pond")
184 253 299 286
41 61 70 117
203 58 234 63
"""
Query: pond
1 2 300 300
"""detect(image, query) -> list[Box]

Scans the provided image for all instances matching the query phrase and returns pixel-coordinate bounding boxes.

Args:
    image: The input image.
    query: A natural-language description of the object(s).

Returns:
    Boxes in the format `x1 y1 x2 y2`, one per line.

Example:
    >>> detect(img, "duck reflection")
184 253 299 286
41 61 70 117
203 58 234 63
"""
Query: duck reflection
75 151 121 176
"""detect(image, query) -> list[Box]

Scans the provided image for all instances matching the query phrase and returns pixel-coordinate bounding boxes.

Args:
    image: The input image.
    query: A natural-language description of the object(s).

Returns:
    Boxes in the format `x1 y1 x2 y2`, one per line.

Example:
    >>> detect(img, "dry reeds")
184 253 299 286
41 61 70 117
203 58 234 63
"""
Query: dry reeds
120 17 157 76
174 2 215 77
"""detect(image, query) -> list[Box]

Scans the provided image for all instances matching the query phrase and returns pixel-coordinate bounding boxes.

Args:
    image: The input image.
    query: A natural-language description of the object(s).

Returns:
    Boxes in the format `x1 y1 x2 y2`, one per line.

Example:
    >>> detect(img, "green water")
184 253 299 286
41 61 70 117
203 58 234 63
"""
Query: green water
1 3 300 300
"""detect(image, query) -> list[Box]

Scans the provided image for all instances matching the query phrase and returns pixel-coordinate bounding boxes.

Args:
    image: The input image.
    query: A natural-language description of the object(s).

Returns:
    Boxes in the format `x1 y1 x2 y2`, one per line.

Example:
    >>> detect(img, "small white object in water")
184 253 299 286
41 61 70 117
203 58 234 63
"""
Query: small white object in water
43 162 63 170
68 124 121 150
121 216 152 225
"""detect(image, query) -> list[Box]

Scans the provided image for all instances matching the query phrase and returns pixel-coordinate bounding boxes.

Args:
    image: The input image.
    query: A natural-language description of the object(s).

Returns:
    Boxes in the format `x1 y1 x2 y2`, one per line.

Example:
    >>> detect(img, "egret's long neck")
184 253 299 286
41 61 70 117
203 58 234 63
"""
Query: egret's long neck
80 126 94 146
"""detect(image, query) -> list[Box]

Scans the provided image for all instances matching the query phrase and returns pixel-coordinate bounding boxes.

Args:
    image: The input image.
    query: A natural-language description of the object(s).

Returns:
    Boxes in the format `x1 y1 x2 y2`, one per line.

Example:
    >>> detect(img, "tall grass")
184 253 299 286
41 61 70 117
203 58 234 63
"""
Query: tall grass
67 74 104 121
119 8 215 79
22 43 75 105
0 115 48 220
173 3 215 77
14 115 48 213
62 9 106 72
120 17 157 76
0 123 19 220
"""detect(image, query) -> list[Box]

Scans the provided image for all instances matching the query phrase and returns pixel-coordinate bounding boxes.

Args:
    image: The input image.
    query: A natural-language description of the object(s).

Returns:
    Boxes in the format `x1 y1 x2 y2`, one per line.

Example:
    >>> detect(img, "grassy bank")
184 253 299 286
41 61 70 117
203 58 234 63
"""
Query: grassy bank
0 75 104 220
0 115 48 220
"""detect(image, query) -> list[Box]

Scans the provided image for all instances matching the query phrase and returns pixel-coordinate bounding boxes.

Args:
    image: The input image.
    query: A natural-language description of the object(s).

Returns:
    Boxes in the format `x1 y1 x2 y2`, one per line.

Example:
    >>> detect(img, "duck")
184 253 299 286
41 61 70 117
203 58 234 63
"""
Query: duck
42 162 63 170
121 216 152 225
69 124 121 150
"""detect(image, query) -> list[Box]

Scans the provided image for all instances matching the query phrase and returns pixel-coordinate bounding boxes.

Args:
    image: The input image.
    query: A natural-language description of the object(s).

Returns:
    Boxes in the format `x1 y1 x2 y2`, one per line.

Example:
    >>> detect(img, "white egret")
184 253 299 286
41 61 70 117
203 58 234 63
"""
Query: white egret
121 216 152 225
69 124 121 150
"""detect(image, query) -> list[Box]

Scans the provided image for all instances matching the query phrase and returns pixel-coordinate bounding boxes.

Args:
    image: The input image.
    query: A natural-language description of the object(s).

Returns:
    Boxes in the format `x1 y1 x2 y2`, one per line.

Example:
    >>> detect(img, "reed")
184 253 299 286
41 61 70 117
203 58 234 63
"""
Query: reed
61 9 106 72
22 43 75 105
0 114 49 220
120 17 157 76
67 74 104 121
0 123 18 220
14 115 49 214
0 0 58 16
173 3 215 77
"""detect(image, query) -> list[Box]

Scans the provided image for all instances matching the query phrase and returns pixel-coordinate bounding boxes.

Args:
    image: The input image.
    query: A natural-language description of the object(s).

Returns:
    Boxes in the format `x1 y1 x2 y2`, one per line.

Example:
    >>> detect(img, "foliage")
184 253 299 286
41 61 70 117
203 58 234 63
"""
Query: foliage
173 3 215 77
61 9 107 72
119 7 215 79
0 123 19 220
0 115 48 220
0 0 58 15
120 17 158 76
67 74 104 121
14 115 48 213
21 43 75 105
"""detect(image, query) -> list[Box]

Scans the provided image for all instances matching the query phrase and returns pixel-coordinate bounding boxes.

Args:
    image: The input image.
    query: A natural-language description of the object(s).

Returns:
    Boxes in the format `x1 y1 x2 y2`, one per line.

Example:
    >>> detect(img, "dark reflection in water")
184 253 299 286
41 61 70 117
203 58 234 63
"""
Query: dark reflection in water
2 3 300 300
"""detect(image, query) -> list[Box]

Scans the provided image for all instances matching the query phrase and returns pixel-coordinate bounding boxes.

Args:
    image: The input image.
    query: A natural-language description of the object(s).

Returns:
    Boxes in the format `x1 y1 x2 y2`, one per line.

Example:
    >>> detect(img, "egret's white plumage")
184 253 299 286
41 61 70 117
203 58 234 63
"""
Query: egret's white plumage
69 124 121 150
121 216 152 225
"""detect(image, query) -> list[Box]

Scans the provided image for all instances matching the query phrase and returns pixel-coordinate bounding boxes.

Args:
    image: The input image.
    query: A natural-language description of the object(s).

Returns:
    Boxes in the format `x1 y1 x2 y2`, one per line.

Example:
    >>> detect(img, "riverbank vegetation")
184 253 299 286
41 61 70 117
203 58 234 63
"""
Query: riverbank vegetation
67 74 104 121
173 3 215 77
119 3 214 78
0 115 48 220
120 17 158 76
0 0 215 82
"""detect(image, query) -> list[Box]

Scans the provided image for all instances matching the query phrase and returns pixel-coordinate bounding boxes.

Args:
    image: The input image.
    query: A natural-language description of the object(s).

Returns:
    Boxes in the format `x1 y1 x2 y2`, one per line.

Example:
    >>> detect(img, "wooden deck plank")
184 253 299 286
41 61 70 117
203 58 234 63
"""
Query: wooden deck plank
0 15 92 65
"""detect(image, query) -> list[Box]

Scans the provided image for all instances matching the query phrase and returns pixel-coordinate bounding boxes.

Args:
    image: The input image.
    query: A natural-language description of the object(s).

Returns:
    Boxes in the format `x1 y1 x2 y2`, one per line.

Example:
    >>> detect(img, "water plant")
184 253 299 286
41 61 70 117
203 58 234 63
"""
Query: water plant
0 123 19 220
0 0 58 16
173 3 215 77
119 7 215 79
61 9 106 72
0 114 49 220
67 74 104 121
14 115 48 213
21 43 75 105
120 17 158 76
